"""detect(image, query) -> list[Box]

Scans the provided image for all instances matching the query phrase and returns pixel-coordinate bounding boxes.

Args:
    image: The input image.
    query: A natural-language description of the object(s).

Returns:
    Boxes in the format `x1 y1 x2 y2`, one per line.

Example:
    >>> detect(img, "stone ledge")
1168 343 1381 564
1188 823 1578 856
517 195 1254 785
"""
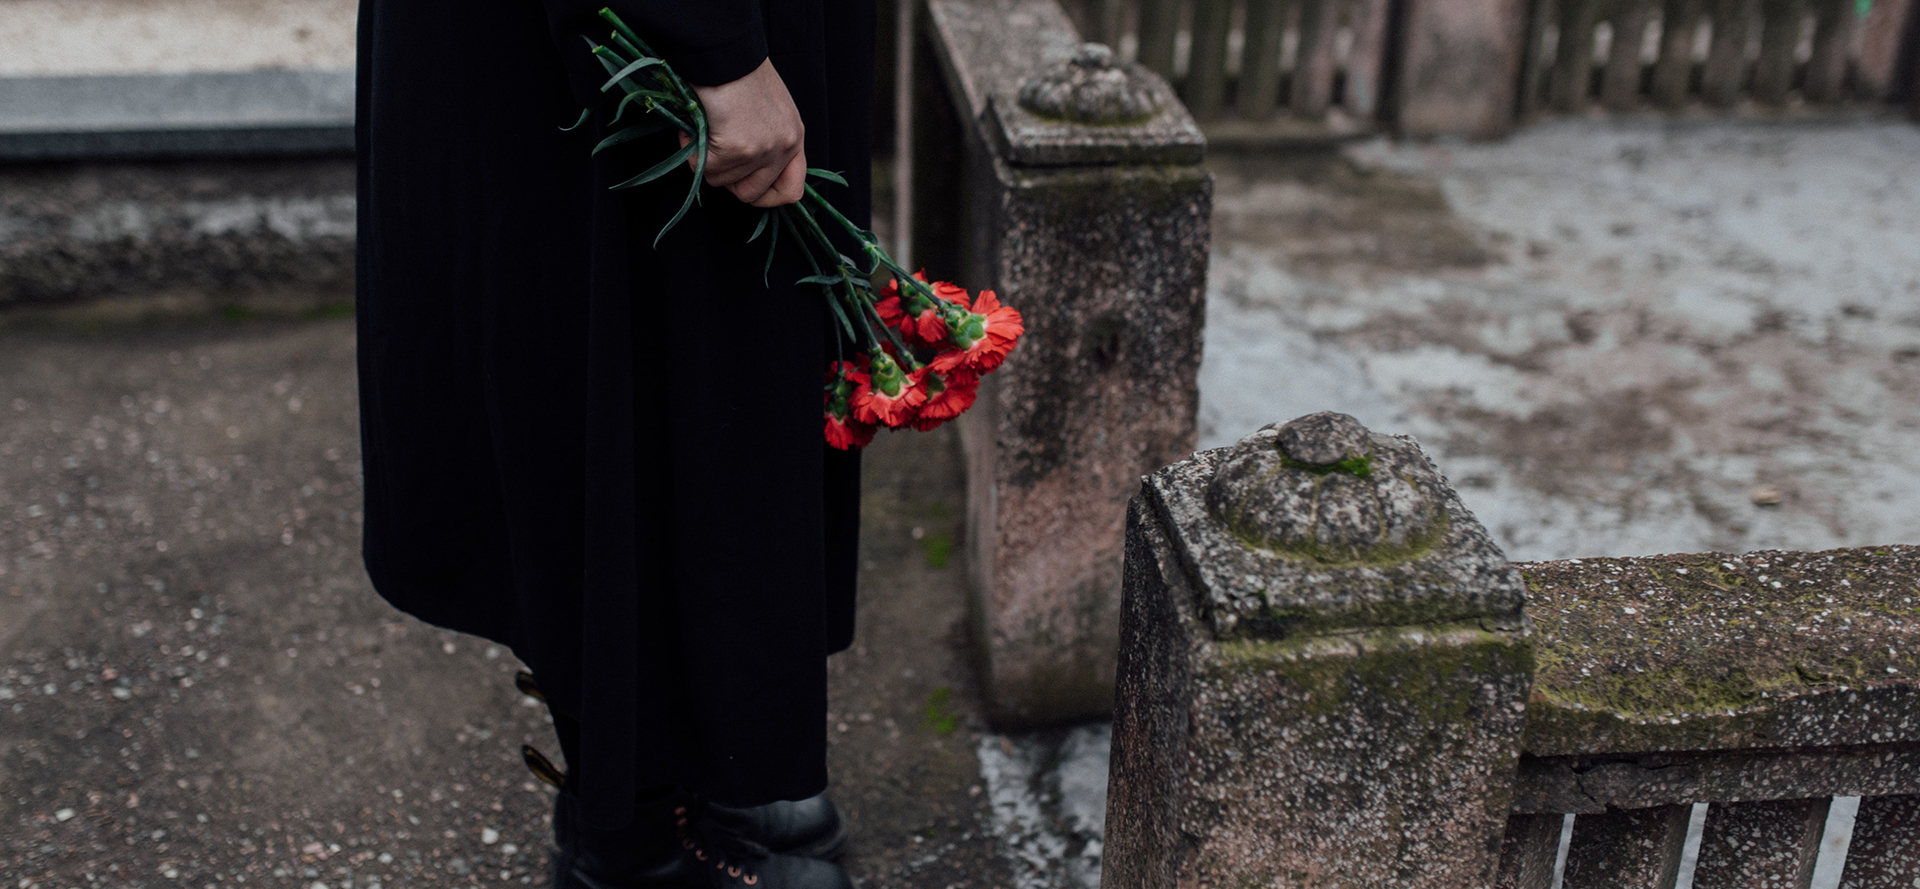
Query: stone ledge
1520 546 1920 756
1513 742 1920 813
0 70 354 161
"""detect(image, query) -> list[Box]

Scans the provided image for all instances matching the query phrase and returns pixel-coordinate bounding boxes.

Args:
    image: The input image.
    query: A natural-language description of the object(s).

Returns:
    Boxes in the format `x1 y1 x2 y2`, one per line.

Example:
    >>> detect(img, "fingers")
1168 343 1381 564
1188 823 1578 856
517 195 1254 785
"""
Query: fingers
687 59 808 206
716 152 785 200
747 152 807 208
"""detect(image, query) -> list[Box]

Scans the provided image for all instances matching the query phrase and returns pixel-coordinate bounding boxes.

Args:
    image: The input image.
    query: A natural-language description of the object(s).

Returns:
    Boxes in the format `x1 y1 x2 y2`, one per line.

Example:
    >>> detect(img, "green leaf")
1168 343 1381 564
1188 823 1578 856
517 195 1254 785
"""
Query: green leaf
748 211 771 243
830 295 862 345
796 274 842 286
609 140 695 189
806 168 849 187
599 56 664 93
559 108 593 132
610 89 677 126
651 129 705 248
592 120 671 155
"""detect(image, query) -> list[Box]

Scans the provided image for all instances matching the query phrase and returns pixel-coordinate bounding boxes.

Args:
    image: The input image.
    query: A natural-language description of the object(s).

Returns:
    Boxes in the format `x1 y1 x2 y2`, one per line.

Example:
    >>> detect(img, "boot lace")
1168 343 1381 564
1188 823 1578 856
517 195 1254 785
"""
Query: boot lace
676 801 772 886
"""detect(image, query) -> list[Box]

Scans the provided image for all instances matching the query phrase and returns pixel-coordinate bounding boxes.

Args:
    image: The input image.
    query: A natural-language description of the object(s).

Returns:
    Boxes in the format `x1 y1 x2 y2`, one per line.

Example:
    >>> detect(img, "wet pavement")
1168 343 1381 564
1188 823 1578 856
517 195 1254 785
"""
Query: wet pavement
1203 116 1920 561
0 314 1009 887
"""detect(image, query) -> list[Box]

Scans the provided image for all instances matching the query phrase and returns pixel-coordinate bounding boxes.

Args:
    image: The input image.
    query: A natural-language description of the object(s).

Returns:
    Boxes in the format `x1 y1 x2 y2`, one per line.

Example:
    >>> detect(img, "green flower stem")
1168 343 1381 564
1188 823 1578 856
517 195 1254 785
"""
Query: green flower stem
798 184 939 304
779 212 867 350
781 204 918 368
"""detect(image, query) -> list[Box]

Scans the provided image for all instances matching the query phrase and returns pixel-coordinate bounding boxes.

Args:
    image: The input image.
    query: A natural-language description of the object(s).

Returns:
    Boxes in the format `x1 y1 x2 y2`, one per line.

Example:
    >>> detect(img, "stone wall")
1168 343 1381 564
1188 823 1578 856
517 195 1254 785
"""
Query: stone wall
1103 410 1920 888
0 157 354 311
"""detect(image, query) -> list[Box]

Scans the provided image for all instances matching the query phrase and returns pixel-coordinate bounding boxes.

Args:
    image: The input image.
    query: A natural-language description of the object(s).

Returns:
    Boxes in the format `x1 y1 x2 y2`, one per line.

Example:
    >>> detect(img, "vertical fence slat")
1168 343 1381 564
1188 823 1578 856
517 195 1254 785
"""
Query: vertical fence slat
1701 0 1751 104
1236 0 1289 117
1855 0 1913 98
1800 0 1850 100
1090 0 1126 47
1291 0 1339 113
1518 0 1559 115
1561 805 1690 889
1691 798 1829 889
1139 0 1185 80
1651 0 1702 104
1496 813 1564 889
1552 0 1602 109
1339 0 1391 116
1751 0 1802 102
1602 1 1654 107
1839 794 1920 889
1185 0 1235 119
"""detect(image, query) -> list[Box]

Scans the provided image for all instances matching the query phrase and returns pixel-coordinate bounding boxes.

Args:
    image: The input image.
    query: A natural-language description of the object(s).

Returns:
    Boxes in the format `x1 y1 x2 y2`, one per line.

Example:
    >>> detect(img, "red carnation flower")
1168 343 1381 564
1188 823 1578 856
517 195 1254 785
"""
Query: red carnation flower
874 279 908 332
910 368 980 431
851 351 926 428
823 361 876 450
825 412 876 450
876 272 968 347
929 289 1023 375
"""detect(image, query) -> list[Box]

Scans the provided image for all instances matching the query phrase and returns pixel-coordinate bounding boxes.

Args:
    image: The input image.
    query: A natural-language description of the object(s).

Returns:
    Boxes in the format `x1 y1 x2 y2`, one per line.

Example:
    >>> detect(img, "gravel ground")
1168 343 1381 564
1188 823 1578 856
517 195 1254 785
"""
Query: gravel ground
0 313 1010 888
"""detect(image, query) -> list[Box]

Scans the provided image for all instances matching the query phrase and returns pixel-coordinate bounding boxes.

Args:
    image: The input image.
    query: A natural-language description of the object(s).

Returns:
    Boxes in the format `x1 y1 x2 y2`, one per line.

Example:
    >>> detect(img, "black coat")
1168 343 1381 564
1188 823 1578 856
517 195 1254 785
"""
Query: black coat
354 0 870 826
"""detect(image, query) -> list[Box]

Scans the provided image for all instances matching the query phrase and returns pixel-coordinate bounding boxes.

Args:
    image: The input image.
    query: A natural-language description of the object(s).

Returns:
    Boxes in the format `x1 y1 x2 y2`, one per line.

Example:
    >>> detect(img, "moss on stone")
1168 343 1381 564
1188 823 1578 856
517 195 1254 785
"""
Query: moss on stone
1231 576 1505 639
1280 453 1374 478
1239 508 1449 570
1212 622 1533 727
1518 546 1920 755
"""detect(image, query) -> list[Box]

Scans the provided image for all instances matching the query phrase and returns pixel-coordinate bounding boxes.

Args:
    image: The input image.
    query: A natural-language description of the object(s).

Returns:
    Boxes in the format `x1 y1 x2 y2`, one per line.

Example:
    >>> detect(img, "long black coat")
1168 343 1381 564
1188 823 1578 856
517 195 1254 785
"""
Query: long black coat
354 0 870 827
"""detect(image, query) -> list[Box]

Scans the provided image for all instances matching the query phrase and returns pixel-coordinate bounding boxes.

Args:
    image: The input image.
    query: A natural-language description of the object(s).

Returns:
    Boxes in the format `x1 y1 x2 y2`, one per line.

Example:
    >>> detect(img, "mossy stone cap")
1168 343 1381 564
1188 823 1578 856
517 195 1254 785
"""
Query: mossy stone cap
1144 413 1525 638
1016 43 1161 125
1204 412 1443 565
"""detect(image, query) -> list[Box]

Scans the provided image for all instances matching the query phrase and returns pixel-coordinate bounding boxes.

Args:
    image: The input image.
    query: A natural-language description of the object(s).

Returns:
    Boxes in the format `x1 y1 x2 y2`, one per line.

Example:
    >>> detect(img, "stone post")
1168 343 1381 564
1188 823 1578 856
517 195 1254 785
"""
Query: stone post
1103 412 1535 889
912 0 1210 726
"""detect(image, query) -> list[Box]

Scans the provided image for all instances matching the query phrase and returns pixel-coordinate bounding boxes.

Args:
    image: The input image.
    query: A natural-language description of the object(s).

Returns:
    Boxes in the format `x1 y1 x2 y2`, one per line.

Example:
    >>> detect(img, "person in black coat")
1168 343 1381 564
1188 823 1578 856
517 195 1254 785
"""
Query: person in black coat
354 0 871 884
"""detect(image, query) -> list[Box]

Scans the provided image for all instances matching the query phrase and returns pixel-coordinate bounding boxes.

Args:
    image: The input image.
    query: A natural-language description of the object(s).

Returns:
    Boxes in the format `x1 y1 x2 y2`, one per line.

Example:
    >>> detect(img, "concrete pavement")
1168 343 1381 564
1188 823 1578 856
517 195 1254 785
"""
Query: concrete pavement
0 314 1010 888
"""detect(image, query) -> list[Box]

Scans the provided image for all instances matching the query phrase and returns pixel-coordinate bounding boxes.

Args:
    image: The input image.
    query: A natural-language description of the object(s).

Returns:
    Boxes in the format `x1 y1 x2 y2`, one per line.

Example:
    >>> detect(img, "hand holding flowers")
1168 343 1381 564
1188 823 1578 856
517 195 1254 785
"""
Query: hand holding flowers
580 9 1023 449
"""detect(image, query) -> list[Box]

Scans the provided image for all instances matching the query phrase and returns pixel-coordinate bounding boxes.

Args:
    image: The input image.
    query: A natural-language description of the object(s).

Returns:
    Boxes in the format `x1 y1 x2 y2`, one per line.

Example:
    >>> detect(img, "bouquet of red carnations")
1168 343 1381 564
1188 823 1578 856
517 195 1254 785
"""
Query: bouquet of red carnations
576 9 1023 450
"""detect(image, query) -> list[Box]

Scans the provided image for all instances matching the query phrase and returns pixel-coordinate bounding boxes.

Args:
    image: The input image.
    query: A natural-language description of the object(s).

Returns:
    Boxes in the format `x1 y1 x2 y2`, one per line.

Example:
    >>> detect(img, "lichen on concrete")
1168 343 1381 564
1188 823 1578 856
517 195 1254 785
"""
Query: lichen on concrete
1144 424 1526 640
1106 418 1535 888
1520 546 1920 756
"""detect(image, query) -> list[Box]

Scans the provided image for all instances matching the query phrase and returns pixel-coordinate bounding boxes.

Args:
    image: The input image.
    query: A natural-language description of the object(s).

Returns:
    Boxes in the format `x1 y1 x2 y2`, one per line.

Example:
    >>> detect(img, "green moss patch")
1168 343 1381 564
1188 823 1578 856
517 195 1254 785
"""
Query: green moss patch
1518 545 1920 754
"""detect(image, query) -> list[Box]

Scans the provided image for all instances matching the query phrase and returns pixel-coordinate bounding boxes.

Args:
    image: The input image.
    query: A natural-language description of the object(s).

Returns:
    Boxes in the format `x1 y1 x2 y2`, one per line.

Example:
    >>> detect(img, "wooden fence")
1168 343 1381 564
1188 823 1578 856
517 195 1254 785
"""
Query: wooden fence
1077 0 1394 125
1517 0 1916 114
1053 0 1916 135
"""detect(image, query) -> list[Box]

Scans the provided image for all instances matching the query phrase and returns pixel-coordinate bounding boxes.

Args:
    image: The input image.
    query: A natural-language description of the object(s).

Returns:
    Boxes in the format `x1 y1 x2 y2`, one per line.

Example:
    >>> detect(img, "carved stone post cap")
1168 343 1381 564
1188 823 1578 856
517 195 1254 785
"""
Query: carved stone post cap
1016 42 1160 125
1203 412 1445 566
1276 411 1372 466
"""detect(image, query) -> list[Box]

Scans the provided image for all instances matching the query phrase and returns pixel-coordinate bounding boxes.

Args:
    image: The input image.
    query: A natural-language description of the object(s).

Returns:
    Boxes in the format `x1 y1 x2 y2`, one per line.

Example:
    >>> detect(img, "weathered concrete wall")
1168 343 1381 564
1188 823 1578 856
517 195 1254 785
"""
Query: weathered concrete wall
1104 413 1533 888
915 0 1211 727
0 159 355 309
1394 0 1531 137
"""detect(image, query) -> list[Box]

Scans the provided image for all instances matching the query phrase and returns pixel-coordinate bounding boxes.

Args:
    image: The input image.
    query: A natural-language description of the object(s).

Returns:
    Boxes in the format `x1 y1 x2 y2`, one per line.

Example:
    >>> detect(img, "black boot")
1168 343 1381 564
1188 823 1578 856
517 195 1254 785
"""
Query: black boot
520 671 848 861
707 795 847 861
550 788 853 889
